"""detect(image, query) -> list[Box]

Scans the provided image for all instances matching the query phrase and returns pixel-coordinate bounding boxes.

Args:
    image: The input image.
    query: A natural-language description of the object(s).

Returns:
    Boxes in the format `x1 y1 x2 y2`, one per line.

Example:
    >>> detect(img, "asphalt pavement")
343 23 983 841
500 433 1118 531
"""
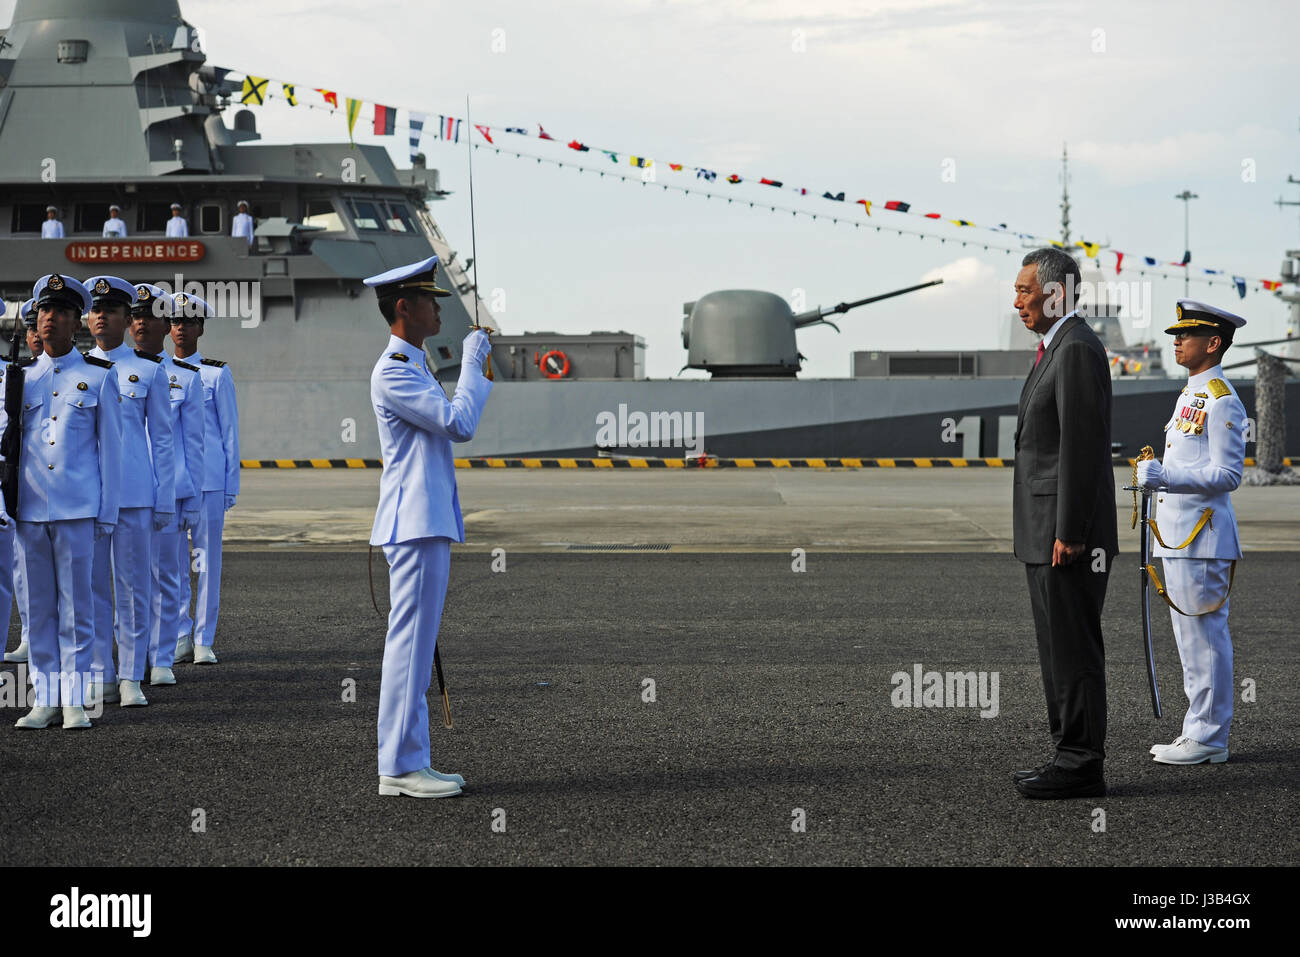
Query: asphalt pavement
2 548 1295 866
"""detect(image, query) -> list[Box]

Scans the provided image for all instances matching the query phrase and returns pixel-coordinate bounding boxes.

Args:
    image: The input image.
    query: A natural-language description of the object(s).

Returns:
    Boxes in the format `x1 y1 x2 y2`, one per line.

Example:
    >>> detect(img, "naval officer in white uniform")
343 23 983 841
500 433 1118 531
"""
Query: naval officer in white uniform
168 294 238 665
231 201 254 245
1137 300 1248 765
86 276 176 706
367 256 493 799
41 207 65 239
4 299 40 665
129 286 204 680
0 299 27 655
165 203 189 238
13 274 122 730
102 205 128 238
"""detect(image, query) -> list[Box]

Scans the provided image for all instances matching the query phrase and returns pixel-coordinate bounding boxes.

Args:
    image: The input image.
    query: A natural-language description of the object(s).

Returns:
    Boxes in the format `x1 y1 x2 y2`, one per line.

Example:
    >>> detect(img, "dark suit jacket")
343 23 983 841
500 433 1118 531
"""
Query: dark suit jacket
1013 314 1119 564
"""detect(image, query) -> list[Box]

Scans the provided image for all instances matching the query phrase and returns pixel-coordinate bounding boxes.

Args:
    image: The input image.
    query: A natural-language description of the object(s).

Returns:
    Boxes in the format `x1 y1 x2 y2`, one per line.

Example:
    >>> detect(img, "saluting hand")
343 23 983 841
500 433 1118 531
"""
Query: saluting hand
461 329 492 370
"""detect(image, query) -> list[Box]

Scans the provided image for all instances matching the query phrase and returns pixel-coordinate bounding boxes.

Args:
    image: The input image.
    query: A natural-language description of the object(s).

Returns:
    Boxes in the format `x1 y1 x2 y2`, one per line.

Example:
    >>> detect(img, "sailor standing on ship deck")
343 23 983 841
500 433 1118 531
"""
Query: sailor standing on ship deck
366 256 492 799
231 201 254 245
41 207 64 239
102 205 128 238
166 203 189 238
1137 300 1248 766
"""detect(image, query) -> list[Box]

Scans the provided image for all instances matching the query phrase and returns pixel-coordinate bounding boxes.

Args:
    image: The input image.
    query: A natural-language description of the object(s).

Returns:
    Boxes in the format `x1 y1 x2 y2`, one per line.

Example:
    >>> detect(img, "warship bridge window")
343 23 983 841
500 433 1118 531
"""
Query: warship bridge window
10 204 47 234
138 202 174 233
253 201 282 220
348 199 384 232
385 203 417 234
303 199 342 232
76 203 112 233
199 204 223 234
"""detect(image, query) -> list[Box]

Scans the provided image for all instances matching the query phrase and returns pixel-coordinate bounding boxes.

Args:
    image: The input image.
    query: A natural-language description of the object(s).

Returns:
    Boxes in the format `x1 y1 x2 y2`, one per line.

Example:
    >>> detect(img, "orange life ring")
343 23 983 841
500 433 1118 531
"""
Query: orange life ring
538 349 571 379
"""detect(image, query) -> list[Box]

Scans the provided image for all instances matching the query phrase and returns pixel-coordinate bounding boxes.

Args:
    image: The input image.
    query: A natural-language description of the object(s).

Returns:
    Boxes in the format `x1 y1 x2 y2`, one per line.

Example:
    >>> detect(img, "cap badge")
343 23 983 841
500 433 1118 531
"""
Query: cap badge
94 279 109 295
49 275 65 291
175 294 187 307
137 286 149 301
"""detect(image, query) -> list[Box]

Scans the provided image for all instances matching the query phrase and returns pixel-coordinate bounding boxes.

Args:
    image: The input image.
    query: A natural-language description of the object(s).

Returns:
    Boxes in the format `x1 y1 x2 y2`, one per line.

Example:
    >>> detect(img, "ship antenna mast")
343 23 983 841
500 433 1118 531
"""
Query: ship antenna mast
1059 142 1071 246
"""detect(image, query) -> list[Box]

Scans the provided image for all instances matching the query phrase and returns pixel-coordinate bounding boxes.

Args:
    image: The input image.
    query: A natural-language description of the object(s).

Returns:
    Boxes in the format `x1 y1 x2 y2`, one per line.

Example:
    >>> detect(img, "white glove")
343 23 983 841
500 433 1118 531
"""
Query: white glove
461 329 491 369
1136 459 1164 489
153 511 173 532
94 523 115 541
180 498 201 532
224 494 236 512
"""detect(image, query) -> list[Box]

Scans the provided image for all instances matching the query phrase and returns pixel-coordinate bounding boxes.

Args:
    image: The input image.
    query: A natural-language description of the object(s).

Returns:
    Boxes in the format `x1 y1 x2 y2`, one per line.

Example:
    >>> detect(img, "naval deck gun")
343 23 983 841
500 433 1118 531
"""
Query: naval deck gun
681 279 943 377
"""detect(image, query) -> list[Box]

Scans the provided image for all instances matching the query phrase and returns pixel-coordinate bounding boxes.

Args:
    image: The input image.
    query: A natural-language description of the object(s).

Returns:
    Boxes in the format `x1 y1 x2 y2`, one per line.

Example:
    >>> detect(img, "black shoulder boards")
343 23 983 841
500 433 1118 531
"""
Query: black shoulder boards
389 352 409 362
135 350 162 363
173 359 200 372
200 357 226 368
17 356 36 367
82 353 114 369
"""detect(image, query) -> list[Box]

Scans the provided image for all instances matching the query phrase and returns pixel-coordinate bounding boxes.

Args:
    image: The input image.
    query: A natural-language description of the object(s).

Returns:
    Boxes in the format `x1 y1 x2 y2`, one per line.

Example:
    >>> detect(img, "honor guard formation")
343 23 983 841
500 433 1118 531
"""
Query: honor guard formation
0 272 239 729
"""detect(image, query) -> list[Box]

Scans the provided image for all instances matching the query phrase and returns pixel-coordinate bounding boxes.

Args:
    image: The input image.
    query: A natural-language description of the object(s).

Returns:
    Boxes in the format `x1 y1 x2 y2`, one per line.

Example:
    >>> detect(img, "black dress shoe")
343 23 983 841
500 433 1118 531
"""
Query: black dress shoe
1015 764 1105 800
1012 761 1053 782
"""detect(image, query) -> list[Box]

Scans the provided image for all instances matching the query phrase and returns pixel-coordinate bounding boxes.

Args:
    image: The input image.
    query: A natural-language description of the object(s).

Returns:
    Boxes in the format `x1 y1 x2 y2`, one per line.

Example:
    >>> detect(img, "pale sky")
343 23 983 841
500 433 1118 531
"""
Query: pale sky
6 0 1297 377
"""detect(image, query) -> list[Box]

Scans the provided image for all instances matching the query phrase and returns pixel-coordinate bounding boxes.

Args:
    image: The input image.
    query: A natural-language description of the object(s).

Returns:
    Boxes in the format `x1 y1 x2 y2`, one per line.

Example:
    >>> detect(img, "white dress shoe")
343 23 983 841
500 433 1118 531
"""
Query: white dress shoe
62 706 92 729
174 636 194 663
150 666 177 686
378 769 462 799
4 640 29 663
87 679 121 706
425 767 466 787
1149 735 1189 755
119 680 149 707
194 645 218 665
1152 737 1228 765
15 705 60 729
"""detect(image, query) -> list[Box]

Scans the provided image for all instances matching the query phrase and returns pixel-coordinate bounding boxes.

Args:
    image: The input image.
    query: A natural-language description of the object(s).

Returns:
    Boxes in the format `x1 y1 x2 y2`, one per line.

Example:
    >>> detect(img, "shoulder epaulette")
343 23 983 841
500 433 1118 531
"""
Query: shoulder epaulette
389 352 409 362
16 357 36 367
135 350 162 363
200 357 226 368
82 353 114 369
1207 378 1231 399
173 359 200 372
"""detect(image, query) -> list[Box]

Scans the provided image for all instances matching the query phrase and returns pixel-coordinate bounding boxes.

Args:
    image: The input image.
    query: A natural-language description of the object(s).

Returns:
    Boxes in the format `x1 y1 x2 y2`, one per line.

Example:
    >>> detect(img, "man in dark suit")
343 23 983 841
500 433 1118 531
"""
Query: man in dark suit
1011 248 1118 799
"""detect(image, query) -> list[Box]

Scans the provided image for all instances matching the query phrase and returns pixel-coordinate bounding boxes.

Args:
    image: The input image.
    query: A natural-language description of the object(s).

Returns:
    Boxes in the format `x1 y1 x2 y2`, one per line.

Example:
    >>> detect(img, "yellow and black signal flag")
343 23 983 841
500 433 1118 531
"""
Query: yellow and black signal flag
240 75 268 105
282 82 298 106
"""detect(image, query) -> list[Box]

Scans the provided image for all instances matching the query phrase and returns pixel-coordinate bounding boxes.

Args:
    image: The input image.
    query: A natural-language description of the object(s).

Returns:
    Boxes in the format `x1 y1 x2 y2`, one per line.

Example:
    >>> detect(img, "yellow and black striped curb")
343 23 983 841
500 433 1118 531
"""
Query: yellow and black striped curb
242 456 1292 470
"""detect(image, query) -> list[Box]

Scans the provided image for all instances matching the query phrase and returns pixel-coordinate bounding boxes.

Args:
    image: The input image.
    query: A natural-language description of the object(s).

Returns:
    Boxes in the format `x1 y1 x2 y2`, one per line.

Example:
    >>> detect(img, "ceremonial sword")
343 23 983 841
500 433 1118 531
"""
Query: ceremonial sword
465 96 494 382
1124 446 1163 719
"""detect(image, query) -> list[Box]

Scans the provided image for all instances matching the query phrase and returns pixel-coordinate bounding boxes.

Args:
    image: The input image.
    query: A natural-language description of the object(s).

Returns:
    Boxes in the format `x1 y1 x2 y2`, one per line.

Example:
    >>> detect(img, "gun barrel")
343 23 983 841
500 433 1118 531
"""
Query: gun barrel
793 278 944 327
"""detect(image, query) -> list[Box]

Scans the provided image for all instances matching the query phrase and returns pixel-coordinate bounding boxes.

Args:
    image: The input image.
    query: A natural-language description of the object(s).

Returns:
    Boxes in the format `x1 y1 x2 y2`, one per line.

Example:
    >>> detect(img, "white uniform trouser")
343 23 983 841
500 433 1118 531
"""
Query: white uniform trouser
15 518 95 707
378 537 451 777
0 514 13 642
11 524 30 652
91 507 153 683
1162 557 1234 749
178 491 225 647
150 505 194 670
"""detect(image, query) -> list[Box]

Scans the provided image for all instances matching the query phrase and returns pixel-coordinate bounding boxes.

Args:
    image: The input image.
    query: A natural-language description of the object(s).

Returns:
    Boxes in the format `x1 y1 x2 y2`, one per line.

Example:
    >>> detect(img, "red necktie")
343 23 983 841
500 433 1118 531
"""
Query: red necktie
1034 342 1045 368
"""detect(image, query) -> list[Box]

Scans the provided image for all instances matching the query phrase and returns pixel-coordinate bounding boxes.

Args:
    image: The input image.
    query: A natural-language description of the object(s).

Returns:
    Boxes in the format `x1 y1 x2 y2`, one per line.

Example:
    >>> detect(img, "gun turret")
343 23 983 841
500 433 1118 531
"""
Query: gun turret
681 279 944 378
